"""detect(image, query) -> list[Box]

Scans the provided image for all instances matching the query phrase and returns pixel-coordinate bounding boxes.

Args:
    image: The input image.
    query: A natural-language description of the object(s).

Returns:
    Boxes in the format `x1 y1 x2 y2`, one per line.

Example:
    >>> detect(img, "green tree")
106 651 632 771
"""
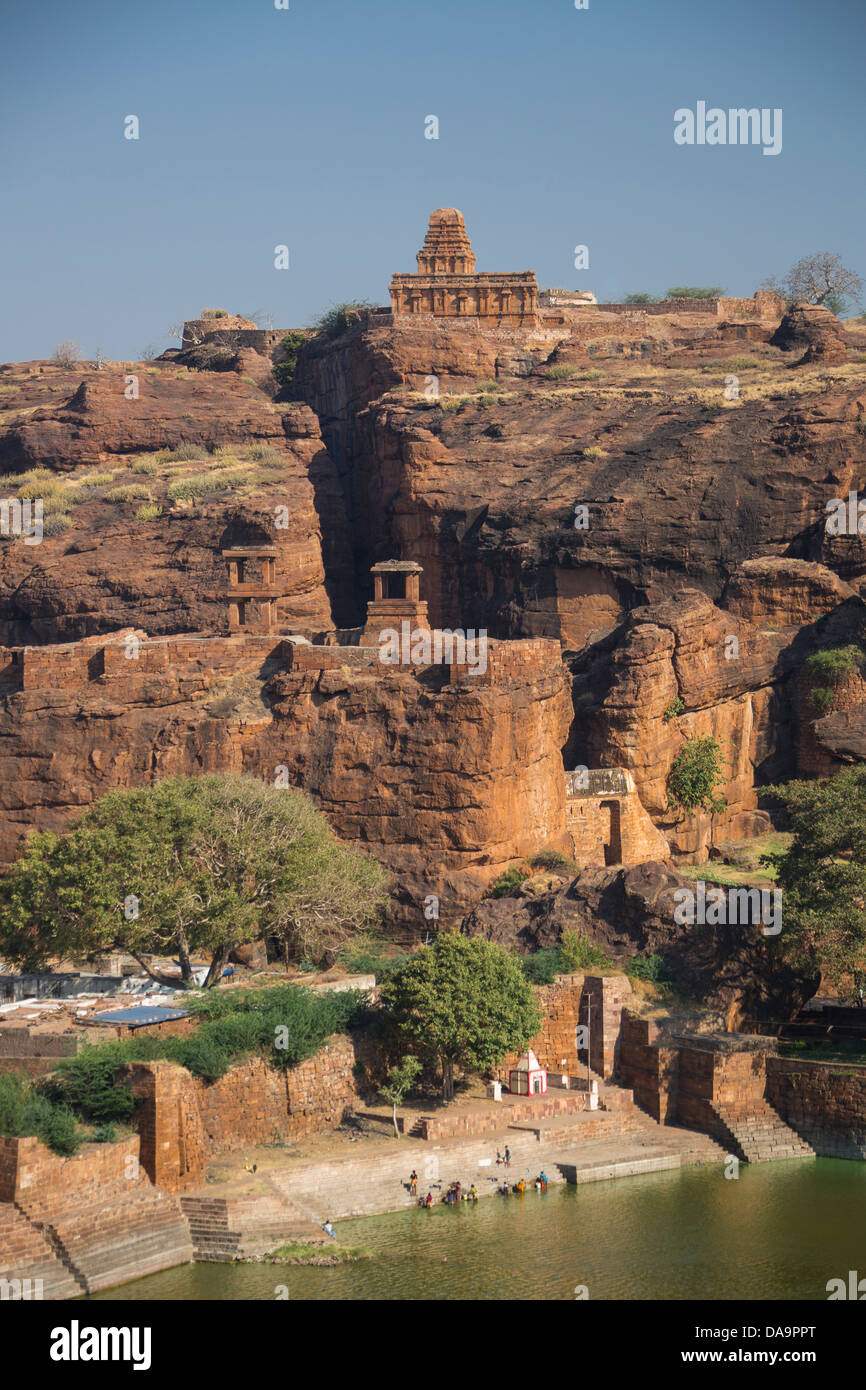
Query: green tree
763 768 866 985
379 1055 423 1138
666 736 727 815
665 286 725 299
625 292 658 304
272 331 307 392
0 775 388 988
381 934 542 1101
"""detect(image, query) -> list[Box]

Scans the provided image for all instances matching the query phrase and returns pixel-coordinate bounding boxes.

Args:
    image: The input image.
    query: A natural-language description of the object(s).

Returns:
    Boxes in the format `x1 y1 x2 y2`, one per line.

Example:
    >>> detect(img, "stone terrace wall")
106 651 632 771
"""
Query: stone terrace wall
121 1038 362 1191
0 1133 140 1202
13 632 285 692
767 1057 866 1159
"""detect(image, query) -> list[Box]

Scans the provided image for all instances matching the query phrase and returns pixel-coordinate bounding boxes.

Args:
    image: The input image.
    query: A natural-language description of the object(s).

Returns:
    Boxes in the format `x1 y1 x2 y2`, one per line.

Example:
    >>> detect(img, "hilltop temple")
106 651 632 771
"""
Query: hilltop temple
389 208 538 327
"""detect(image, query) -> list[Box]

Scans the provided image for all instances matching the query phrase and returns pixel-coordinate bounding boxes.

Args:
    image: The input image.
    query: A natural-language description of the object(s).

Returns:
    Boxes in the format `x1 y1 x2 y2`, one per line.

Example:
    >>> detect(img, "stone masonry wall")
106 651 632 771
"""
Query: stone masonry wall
766 1057 866 1159
122 1037 362 1190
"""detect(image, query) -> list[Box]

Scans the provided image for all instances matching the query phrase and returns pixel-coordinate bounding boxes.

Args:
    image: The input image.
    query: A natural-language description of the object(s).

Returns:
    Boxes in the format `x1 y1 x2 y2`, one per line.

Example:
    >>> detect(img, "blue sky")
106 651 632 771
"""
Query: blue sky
1 0 863 360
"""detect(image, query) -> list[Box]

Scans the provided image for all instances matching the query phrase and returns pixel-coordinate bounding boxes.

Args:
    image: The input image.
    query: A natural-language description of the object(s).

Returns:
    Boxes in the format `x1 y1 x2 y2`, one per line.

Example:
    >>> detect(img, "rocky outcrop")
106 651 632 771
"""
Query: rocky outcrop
464 860 817 1025
0 631 572 932
771 302 850 365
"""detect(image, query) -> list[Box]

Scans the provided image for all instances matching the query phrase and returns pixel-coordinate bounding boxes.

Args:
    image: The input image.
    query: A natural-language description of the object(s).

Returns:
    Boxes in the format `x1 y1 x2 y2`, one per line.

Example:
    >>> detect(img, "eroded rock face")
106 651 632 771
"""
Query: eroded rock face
0 366 352 643
771 302 851 364
463 861 817 1024
722 558 856 625
567 584 866 856
0 633 573 935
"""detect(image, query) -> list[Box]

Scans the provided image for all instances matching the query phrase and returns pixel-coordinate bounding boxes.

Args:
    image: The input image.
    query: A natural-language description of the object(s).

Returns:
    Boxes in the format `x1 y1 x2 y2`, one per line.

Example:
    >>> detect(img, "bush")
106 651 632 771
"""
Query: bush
16 477 64 500
475 379 498 391
558 931 612 972
521 948 561 985
0 1073 82 1155
487 866 530 898
667 736 726 814
51 341 83 367
166 474 235 503
79 472 115 489
91 1122 118 1143
528 849 577 873
272 332 307 390
626 953 674 986
625 293 658 304
167 443 209 462
582 446 607 459
663 697 685 722
135 504 162 521
666 287 725 299
314 302 375 341
42 514 72 537
105 484 152 504
546 364 581 379
130 457 158 475
245 444 283 465
806 644 863 715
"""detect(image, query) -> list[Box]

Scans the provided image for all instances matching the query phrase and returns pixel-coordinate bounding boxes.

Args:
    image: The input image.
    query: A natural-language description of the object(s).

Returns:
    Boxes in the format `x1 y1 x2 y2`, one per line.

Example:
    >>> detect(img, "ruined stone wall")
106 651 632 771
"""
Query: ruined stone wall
766 1057 866 1159
0 1133 140 1202
121 1039 361 1191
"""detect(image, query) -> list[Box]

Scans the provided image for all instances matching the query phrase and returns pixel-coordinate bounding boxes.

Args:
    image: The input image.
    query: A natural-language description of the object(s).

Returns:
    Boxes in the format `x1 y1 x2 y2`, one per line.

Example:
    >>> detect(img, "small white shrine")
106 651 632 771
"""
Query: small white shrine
509 1049 548 1096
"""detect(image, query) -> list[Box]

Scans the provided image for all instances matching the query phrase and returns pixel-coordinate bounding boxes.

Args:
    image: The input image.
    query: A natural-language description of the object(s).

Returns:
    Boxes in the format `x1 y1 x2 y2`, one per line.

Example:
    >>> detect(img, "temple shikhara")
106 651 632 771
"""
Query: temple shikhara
389 207 538 327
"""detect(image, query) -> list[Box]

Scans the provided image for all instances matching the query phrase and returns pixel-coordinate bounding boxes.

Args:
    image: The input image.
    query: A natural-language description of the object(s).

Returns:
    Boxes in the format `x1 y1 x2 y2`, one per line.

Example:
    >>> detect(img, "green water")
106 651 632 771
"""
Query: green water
94 1159 866 1301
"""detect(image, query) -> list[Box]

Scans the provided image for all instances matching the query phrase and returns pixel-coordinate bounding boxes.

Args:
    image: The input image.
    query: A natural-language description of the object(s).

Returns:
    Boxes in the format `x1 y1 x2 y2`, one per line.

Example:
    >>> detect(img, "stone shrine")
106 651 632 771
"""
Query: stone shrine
390 208 538 327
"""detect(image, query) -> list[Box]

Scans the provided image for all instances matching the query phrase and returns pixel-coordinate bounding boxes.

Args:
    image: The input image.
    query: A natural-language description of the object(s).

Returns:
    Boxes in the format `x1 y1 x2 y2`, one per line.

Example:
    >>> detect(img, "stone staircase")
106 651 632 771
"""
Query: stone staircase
0 1201 84 1300
712 1100 815 1163
19 1178 193 1294
180 1181 328 1260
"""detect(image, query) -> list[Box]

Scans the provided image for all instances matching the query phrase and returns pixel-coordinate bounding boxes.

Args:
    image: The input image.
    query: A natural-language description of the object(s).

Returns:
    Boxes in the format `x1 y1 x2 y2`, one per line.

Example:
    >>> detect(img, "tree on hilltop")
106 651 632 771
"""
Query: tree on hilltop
0 775 389 987
381 933 541 1101
762 253 864 316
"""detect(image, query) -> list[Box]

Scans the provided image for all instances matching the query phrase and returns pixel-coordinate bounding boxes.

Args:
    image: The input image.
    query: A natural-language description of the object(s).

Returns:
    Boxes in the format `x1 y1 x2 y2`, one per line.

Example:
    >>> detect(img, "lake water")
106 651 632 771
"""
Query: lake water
95 1158 866 1301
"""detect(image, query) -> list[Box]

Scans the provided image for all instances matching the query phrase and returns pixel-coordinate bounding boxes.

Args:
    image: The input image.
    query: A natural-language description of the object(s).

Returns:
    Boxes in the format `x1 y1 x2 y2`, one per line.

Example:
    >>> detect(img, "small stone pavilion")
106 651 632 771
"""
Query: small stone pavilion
359 560 430 647
223 544 279 633
390 208 538 327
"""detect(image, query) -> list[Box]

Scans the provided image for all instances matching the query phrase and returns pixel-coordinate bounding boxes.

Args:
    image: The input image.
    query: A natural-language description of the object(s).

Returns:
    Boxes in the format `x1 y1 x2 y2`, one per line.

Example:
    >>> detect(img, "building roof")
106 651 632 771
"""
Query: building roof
511 1049 543 1072
370 560 423 573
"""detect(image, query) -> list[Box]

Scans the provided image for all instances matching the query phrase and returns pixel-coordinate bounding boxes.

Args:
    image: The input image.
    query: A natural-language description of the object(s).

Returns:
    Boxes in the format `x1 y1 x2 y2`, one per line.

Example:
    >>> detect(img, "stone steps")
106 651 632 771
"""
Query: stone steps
0 1202 84 1300
714 1100 815 1164
19 1179 193 1293
180 1184 328 1260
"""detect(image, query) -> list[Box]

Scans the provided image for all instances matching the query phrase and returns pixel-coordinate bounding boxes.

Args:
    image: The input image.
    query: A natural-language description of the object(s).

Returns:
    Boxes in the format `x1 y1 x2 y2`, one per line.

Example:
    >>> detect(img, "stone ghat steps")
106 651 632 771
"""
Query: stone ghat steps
20 1180 193 1294
713 1101 815 1164
0 1202 84 1299
264 1108 730 1222
180 1190 328 1261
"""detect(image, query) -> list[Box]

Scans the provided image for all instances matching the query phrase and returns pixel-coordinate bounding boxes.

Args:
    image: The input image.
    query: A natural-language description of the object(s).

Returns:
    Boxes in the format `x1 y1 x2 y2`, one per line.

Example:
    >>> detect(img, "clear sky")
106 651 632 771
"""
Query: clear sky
1 0 864 361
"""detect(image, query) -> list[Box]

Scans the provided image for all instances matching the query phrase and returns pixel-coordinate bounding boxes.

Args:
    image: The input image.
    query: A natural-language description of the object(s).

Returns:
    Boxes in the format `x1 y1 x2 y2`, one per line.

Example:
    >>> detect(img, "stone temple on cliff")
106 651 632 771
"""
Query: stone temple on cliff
389 208 538 327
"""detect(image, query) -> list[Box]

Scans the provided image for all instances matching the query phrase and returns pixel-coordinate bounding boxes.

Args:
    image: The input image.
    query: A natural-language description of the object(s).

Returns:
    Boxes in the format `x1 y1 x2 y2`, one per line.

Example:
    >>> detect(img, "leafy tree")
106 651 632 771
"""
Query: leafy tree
379 1055 423 1138
763 253 864 316
666 736 727 815
272 331 307 391
0 775 389 987
313 301 376 341
625 293 659 304
762 768 866 985
805 644 863 715
381 934 542 1101
665 286 725 299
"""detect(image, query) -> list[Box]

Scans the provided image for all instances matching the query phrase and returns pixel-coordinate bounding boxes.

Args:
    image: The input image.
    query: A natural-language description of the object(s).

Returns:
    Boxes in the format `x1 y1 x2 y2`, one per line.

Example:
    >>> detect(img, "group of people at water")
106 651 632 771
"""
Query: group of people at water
409 1160 548 1209
497 1171 548 1196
